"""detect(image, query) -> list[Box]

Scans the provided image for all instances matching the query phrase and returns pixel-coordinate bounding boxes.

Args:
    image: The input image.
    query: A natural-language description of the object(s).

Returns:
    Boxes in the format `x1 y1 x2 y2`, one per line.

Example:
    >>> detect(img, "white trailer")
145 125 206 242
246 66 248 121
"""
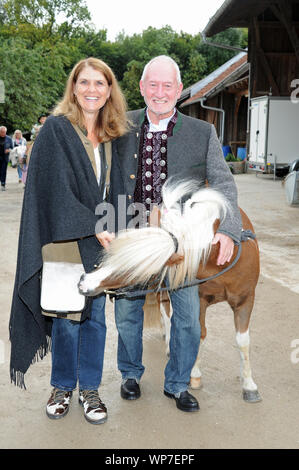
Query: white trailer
248 96 299 175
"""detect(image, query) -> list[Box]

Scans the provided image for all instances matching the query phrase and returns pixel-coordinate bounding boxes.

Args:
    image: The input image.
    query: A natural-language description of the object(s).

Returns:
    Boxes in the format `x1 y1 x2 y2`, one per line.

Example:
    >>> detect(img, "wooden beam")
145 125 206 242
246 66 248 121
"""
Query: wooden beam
232 95 242 146
265 52 296 57
257 21 299 28
227 88 249 96
249 20 256 98
270 0 299 64
253 17 280 96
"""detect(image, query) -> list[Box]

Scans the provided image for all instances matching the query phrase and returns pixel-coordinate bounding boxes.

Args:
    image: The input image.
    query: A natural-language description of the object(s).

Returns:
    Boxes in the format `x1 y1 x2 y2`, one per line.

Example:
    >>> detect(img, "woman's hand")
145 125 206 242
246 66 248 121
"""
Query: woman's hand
96 231 115 250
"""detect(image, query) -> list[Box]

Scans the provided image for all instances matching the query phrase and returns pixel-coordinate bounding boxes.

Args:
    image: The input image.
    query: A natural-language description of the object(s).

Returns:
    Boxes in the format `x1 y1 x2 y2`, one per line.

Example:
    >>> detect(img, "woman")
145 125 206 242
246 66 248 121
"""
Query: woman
9 58 128 425
12 130 27 184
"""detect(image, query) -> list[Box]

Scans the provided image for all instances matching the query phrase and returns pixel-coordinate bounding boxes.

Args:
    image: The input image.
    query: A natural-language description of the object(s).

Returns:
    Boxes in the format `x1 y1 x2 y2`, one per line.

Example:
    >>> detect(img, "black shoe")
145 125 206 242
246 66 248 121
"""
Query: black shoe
121 379 141 400
164 390 199 412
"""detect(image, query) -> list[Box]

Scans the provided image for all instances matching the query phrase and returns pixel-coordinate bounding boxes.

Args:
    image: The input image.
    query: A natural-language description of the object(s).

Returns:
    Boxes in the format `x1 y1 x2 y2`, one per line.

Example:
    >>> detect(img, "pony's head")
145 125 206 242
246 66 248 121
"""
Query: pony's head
160 179 229 289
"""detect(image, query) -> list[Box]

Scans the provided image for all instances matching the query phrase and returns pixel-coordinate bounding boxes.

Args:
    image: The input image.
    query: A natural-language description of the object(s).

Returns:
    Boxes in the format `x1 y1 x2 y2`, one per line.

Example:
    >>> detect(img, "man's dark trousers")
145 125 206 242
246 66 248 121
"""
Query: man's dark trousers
0 155 8 186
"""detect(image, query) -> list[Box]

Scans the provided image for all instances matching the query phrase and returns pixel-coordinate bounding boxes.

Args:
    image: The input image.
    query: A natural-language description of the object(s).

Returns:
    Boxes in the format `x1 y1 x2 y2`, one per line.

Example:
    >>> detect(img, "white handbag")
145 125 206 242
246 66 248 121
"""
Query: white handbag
40 261 86 314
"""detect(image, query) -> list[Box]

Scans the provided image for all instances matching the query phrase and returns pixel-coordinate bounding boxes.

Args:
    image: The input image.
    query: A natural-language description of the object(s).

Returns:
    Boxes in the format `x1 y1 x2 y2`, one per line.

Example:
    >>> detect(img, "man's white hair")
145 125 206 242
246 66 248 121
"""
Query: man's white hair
0 126 7 132
141 55 182 84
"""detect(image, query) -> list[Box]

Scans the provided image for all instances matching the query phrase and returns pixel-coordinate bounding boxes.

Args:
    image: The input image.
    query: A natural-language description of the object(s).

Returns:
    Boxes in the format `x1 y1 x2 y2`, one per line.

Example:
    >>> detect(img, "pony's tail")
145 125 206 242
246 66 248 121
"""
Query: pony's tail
99 227 176 286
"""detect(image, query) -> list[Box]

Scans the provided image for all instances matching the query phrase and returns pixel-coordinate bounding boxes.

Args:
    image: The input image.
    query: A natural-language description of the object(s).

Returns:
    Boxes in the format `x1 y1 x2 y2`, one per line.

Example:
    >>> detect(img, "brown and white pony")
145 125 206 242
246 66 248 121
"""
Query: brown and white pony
79 180 261 403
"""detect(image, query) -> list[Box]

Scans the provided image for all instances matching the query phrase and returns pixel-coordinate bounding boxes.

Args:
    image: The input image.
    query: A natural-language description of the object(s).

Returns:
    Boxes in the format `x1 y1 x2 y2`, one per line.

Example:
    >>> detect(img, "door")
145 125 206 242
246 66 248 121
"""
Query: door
249 97 268 164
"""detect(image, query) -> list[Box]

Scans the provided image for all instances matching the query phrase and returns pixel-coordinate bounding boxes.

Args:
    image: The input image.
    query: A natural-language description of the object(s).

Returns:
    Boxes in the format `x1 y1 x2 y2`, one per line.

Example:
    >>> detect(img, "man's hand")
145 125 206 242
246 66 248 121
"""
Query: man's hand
212 233 234 266
96 231 115 250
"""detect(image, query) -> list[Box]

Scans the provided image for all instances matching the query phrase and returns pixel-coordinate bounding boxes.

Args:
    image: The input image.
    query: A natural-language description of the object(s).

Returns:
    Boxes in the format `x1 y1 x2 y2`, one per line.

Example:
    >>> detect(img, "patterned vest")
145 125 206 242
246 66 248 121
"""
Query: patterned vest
134 110 178 218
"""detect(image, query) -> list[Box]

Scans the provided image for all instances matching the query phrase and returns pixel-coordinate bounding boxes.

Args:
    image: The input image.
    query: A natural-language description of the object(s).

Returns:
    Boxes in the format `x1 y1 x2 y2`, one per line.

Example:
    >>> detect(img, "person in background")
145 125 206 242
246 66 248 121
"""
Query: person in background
30 113 48 140
0 126 13 191
12 130 27 184
9 58 128 425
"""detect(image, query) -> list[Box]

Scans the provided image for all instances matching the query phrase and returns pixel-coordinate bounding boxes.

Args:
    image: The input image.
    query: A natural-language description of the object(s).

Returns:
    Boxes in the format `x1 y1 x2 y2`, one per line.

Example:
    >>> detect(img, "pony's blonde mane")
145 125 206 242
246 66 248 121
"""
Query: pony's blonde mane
99 227 174 286
98 180 229 290
160 180 228 288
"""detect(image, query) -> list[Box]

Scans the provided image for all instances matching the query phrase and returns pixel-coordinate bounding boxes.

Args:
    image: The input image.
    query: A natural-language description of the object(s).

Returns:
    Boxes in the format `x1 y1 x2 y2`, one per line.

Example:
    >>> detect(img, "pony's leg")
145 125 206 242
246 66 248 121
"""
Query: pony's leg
189 341 204 389
232 294 262 403
190 297 208 389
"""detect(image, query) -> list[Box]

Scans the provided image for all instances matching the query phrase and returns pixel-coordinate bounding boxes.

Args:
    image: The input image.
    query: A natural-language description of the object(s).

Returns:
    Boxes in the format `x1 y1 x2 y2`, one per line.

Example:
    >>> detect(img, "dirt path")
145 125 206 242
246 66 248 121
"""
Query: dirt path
0 168 298 449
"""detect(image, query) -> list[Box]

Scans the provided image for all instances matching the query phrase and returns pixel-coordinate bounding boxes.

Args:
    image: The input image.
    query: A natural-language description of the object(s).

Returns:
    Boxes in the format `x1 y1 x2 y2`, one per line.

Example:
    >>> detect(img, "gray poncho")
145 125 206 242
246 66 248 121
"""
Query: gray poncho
9 115 105 388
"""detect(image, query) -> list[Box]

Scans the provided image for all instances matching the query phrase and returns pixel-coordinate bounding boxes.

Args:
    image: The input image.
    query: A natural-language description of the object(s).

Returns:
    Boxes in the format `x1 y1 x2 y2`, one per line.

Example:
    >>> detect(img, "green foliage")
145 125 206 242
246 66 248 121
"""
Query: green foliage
183 51 207 88
198 28 246 76
2 0 91 30
121 60 145 110
225 153 242 162
0 37 72 132
0 0 248 131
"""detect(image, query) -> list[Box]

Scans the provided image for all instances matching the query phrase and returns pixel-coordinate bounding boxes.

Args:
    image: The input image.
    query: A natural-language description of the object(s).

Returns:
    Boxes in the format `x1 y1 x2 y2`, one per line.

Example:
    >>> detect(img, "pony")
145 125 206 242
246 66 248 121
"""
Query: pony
79 179 261 403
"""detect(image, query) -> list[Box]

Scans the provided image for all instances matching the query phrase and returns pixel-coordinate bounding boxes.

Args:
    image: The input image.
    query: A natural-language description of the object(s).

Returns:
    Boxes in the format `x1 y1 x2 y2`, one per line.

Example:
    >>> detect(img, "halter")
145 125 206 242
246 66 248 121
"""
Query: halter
166 229 179 253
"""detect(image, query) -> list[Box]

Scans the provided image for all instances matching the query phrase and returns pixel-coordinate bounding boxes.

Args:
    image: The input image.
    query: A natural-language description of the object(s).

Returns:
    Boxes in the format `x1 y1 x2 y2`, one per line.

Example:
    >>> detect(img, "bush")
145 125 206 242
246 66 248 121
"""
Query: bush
225 153 242 162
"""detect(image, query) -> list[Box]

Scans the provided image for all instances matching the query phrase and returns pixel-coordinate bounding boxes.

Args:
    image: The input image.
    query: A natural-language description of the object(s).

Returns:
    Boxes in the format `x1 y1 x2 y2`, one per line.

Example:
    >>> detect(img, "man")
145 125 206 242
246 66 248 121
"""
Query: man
107 55 242 412
0 126 13 191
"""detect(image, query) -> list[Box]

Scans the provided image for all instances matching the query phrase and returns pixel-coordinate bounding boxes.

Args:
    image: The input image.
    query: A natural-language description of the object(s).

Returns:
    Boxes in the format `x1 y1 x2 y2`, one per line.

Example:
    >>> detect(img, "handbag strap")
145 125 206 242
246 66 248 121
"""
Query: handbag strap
104 141 112 196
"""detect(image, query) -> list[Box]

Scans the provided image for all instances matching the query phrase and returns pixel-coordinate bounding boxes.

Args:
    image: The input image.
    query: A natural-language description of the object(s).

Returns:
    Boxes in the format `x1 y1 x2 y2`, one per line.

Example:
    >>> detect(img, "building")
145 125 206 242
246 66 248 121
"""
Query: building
179 51 249 157
203 0 299 99
199 0 299 173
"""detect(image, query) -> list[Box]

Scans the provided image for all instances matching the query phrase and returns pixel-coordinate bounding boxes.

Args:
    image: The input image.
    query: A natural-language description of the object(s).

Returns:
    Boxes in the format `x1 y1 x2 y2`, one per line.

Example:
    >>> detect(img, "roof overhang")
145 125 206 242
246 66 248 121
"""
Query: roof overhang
203 0 275 37
180 53 248 108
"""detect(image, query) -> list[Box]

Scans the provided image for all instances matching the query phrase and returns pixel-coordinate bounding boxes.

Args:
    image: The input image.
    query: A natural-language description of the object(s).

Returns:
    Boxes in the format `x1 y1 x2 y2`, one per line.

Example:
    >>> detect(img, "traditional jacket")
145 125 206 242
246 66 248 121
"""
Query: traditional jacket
9 115 110 388
111 109 242 241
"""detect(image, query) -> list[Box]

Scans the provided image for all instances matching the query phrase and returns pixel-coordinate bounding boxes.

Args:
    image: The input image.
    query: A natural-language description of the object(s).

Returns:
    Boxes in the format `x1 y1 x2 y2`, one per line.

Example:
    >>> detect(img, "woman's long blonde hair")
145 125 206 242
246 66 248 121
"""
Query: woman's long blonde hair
13 130 23 140
53 57 129 142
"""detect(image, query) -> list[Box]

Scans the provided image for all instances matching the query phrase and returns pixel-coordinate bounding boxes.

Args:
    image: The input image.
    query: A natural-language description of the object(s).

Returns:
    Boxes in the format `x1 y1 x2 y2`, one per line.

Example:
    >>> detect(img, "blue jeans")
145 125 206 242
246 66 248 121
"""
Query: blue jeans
51 295 106 391
17 165 22 180
114 285 201 395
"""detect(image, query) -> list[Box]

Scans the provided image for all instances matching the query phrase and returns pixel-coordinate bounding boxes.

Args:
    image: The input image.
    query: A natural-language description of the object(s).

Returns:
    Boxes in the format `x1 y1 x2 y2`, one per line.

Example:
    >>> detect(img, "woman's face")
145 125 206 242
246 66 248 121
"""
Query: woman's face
73 66 111 119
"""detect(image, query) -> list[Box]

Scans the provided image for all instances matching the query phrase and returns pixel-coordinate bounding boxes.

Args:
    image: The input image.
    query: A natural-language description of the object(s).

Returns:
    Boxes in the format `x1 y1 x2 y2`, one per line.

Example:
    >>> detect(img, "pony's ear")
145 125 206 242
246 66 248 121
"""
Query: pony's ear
165 253 184 266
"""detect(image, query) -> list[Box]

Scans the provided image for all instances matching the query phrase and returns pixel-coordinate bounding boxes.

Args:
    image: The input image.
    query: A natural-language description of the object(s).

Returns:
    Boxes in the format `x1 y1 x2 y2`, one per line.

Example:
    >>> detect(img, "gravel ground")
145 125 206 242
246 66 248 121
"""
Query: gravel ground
0 167 298 450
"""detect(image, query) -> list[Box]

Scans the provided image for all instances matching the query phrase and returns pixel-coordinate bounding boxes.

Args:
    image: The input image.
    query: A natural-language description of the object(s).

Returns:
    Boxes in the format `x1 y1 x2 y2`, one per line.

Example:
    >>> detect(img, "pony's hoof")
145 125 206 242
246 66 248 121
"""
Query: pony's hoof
189 377 202 390
242 389 262 403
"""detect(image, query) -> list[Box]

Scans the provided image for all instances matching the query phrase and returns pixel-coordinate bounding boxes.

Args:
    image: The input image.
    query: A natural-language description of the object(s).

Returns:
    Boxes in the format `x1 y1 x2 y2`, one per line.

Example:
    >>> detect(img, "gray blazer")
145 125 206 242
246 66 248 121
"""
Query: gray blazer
111 109 242 242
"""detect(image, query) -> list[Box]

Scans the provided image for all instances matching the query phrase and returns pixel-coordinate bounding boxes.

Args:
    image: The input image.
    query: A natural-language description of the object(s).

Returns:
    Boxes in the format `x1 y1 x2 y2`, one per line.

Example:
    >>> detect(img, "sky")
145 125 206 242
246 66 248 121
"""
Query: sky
85 0 225 41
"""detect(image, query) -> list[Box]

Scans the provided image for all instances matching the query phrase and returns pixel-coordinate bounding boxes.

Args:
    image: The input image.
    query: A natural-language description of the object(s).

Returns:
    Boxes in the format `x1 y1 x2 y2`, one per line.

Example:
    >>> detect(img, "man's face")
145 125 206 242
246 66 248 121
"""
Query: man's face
0 128 6 138
140 61 183 124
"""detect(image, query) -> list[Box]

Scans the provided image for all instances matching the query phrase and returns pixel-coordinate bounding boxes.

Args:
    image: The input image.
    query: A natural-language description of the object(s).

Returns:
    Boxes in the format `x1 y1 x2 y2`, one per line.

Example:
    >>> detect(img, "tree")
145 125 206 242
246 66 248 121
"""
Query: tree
121 60 144 110
2 0 91 29
0 0 92 44
0 37 70 132
198 28 247 75
182 52 207 89
0 6 248 125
